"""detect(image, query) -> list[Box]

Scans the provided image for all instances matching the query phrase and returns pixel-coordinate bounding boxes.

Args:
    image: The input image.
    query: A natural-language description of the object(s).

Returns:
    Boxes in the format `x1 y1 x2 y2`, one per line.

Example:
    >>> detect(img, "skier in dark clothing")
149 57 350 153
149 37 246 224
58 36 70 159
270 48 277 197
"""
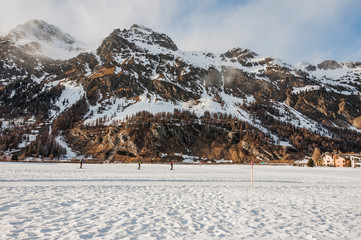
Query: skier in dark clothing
138 161 141 170
80 158 84 168
170 160 174 170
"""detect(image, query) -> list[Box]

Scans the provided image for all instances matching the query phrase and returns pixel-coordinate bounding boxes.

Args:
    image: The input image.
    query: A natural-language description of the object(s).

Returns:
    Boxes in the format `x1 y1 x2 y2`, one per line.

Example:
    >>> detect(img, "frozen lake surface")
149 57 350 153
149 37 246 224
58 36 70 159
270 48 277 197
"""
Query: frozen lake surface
0 162 360 239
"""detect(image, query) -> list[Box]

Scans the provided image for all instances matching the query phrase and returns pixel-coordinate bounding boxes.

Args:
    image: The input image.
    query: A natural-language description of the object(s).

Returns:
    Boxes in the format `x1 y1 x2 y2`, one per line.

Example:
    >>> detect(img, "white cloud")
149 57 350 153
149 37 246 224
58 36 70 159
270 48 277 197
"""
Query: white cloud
0 0 360 64
0 0 180 44
170 0 361 63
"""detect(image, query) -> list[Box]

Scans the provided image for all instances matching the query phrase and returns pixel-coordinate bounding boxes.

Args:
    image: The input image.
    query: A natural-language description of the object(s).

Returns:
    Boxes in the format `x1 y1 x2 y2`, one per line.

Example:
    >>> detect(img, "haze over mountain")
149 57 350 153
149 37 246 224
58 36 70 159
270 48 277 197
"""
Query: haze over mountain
4 19 85 60
0 20 360 162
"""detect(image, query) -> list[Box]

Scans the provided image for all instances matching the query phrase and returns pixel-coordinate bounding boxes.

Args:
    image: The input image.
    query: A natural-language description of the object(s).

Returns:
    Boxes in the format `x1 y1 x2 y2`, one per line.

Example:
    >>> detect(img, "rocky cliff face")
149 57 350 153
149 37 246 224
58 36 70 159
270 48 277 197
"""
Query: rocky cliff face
67 111 286 163
0 20 361 162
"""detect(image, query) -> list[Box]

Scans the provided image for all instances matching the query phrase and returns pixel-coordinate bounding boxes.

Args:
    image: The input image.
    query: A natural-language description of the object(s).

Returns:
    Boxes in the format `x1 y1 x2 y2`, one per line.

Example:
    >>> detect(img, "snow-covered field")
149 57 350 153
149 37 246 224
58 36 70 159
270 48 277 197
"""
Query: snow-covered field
0 163 360 239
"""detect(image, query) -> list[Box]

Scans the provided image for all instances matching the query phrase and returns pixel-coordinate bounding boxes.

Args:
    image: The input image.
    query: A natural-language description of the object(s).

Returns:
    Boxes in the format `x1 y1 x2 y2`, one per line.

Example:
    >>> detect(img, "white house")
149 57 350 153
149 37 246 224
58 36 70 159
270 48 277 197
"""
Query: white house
322 152 334 167
351 155 361 168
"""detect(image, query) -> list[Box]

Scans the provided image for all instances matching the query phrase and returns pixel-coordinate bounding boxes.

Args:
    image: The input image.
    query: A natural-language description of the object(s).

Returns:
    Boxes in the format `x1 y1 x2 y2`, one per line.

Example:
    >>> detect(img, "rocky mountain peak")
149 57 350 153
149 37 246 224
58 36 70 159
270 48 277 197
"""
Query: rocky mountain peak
220 47 259 66
6 19 75 44
317 60 342 70
123 24 178 51
221 47 258 59
96 24 179 65
295 62 317 71
130 24 153 34
4 19 84 60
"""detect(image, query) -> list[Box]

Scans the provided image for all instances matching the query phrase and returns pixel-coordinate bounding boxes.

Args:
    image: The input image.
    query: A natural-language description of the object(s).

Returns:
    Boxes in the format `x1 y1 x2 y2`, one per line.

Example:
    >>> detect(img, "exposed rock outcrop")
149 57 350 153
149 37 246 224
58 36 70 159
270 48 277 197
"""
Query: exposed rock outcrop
317 60 342 70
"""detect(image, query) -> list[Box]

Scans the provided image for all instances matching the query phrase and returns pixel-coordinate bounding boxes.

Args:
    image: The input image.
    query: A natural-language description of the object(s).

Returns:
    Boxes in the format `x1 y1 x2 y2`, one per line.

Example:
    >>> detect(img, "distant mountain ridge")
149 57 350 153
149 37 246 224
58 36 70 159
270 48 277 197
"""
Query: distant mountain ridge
0 19 360 162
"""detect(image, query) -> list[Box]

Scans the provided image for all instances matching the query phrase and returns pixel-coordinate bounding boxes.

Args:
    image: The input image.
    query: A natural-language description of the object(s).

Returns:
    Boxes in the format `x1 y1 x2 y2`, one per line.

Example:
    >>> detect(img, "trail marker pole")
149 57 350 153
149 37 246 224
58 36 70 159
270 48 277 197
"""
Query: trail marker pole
251 160 253 188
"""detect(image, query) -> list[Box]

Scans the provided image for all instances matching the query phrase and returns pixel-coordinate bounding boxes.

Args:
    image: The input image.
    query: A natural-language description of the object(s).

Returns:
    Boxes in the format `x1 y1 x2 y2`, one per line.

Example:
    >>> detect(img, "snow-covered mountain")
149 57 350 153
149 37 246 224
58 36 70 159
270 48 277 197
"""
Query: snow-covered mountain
4 19 85 60
0 20 360 162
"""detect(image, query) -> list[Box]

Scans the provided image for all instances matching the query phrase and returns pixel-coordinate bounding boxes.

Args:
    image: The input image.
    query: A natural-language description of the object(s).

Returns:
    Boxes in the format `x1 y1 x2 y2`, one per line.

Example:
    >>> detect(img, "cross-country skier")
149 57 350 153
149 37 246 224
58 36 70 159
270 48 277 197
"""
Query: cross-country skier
170 160 174 170
80 158 84 168
138 161 141 170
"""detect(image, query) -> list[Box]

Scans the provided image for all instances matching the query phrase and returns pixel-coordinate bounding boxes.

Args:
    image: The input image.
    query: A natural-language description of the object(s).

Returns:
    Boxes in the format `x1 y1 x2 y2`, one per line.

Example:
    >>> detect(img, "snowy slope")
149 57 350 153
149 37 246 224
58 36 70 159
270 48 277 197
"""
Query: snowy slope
295 61 361 95
49 80 86 120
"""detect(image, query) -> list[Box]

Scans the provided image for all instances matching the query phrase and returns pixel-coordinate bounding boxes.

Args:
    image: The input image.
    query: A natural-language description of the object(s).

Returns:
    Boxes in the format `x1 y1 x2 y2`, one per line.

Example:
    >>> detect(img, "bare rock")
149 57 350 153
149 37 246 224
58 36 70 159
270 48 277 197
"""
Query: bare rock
317 60 341 70
353 116 361 129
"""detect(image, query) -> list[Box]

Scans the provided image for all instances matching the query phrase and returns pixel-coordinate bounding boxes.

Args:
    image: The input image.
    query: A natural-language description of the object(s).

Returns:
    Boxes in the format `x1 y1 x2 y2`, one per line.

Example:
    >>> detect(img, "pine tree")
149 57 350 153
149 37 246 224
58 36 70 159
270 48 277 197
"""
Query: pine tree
307 159 315 167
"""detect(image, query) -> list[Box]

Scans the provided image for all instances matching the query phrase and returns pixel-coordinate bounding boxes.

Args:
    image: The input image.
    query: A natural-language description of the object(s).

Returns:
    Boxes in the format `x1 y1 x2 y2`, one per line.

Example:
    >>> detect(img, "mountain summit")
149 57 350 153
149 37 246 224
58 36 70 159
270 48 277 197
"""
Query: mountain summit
128 24 178 51
4 19 85 59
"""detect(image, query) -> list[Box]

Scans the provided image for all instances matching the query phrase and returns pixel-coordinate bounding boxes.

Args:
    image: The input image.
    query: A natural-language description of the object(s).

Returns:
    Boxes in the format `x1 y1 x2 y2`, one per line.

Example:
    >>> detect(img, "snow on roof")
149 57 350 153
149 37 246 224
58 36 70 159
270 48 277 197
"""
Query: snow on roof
294 159 309 164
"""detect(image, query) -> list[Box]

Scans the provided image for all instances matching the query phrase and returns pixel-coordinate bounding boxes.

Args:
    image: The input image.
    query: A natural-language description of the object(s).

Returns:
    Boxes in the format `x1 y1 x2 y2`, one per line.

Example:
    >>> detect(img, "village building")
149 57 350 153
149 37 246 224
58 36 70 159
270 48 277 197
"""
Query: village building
322 152 334 167
322 152 361 168
351 155 361 168
334 154 352 167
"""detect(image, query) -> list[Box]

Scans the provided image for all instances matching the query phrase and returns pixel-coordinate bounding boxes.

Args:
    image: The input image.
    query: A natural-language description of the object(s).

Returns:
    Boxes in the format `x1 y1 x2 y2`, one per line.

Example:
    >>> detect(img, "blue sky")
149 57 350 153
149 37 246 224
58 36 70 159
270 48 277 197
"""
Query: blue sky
1 0 361 64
